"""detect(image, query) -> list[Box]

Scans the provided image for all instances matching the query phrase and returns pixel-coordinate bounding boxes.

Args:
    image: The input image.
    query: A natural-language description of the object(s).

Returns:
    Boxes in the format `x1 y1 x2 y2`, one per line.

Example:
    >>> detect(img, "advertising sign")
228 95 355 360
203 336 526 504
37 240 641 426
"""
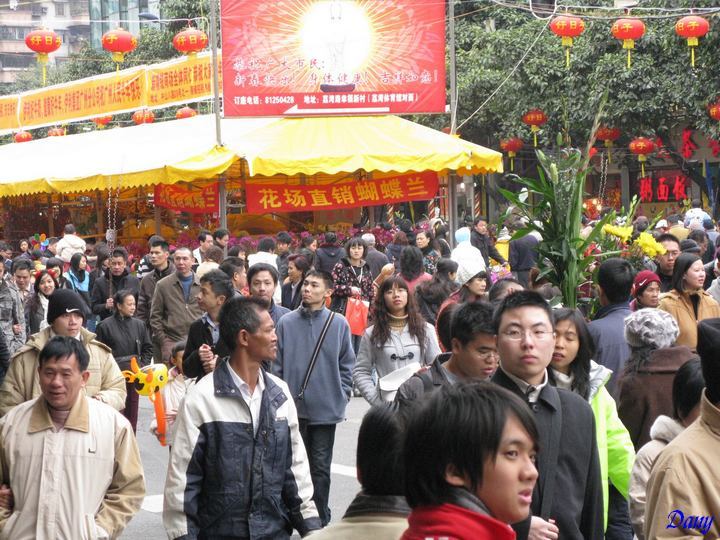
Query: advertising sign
154 182 220 213
221 0 446 117
245 171 438 214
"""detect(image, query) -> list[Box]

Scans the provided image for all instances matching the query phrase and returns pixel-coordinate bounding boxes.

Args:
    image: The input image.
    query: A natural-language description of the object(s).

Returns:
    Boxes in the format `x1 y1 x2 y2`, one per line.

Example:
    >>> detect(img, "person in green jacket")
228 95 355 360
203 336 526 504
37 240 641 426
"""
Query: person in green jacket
548 308 635 534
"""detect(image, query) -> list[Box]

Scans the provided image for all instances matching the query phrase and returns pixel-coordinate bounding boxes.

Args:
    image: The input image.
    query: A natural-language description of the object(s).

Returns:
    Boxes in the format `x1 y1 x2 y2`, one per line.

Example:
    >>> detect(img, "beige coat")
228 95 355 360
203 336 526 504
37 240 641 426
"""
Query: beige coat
0 395 145 539
645 393 720 539
0 327 126 416
628 415 684 540
659 289 720 349
308 515 408 540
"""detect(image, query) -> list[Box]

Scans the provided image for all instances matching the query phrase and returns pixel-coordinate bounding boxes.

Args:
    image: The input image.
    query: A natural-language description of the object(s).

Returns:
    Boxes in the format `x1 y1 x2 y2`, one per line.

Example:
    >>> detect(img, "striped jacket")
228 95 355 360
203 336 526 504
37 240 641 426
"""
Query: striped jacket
163 360 320 539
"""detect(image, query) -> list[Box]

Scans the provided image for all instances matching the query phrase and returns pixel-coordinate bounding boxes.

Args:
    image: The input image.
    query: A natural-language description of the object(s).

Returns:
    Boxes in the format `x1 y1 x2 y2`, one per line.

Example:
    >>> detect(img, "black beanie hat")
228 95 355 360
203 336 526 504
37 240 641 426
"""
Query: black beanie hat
47 289 86 325
697 318 720 403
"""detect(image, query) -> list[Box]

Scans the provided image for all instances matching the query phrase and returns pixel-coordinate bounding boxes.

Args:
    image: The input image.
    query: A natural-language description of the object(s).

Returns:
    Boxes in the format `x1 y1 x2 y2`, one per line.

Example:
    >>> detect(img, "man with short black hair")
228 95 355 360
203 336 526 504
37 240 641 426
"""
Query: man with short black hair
396 301 498 406
213 228 230 250
182 270 234 379
274 269 355 526
45 237 59 257
471 216 508 268
10 258 32 307
136 239 174 328
0 336 145 538
247 263 289 326
192 231 214 265
55 223 86 263
219 256 247 295
655 233 681 292
0 259 25 358
91 247 140 321
315 232 345 275
164 296 321 539
136 235 165 279
667 214 689 241
491 290 603 540
276 232 293 282
248 239 281 304
589 257 634 396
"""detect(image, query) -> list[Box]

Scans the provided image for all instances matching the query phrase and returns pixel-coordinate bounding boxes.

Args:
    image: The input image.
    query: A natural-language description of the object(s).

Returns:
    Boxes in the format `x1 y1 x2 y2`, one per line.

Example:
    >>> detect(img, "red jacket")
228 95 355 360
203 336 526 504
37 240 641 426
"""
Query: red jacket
401 503 516 540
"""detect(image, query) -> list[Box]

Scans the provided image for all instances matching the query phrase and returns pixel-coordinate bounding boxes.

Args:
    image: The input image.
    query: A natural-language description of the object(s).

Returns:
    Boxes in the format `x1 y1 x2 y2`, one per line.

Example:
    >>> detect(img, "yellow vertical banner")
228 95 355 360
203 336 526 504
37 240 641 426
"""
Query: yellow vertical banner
0 95 20 132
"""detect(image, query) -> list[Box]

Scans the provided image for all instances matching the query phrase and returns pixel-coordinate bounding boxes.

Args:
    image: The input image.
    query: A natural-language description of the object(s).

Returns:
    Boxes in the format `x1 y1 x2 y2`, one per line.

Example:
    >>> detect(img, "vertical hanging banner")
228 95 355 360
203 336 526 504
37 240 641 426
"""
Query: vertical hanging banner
221 0 446 117
0 96 19 132
245 171 439 214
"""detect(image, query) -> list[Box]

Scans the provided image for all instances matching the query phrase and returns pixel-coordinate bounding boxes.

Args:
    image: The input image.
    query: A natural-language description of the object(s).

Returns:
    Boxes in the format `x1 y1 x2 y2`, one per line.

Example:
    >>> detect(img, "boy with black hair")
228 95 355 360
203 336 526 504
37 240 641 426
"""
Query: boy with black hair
90 246 140 321
219 256 247 295
491 290 604 540
654 233 681 292
247 263 288 326
276 232 293 282
213 228 230 250
401 381 538 539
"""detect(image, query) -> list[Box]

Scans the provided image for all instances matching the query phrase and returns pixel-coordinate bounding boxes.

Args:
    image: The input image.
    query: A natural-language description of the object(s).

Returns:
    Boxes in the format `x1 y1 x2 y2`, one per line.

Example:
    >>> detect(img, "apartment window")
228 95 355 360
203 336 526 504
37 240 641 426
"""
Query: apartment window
55 2 66 15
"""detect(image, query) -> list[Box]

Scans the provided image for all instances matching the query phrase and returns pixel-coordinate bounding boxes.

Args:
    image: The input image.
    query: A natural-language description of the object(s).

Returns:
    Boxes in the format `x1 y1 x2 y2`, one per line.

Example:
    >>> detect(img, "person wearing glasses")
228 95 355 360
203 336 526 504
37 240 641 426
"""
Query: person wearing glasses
353 276 440 406
491 290 604 540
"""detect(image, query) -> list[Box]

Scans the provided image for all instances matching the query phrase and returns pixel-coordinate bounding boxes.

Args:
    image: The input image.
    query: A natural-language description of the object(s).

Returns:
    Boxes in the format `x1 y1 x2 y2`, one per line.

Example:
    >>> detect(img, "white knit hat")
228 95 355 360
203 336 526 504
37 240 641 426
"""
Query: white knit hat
453 244 486 287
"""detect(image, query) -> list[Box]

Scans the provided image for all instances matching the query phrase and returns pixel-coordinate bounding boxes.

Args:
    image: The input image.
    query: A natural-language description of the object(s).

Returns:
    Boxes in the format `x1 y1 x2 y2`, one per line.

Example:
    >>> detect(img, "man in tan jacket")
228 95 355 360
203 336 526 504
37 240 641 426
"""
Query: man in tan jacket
0 289 126 416
0 335 145 539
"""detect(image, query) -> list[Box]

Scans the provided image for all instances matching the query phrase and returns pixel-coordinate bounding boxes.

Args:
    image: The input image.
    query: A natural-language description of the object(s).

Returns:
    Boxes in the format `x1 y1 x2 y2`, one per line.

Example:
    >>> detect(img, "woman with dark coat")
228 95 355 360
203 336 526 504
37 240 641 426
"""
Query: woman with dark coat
617 308 698 450
415 230 440 275
386 231 409 272
415 258 458 325
281 254 310 310
95 288 154 432
399 246 432 294
25 269 59 335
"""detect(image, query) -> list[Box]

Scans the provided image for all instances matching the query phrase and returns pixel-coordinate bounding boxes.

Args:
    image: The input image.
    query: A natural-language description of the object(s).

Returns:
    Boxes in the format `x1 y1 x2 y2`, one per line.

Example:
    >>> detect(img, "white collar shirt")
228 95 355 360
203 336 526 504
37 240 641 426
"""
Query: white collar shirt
226 363 265 436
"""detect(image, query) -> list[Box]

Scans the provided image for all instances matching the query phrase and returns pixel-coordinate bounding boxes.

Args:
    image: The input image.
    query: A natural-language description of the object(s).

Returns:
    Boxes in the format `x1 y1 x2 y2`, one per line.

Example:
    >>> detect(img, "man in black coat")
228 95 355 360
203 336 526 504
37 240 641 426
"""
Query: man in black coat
90 247 140 321
491 290 603 540
470 216 507 268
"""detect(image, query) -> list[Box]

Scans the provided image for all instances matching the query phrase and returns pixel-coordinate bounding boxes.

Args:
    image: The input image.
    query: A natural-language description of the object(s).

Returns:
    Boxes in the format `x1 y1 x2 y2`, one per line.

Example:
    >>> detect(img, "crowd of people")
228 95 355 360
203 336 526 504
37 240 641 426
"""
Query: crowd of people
0 205 718 539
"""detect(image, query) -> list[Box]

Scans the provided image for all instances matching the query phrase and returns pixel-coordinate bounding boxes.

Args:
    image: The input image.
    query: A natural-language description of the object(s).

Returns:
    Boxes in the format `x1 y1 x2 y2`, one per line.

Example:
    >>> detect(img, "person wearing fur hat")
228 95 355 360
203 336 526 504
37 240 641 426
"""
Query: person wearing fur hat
659 252 720 349
617 309 698 450
0 289 126 416
644 319 720 539
629 270 661 311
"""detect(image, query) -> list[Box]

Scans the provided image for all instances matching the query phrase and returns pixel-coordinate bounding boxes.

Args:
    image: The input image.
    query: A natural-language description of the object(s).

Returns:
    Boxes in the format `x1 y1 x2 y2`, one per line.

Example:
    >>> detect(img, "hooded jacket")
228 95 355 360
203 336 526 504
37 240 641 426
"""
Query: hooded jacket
628 415 684 540
315 244 346 275
55 233 86 263
0 326 127 416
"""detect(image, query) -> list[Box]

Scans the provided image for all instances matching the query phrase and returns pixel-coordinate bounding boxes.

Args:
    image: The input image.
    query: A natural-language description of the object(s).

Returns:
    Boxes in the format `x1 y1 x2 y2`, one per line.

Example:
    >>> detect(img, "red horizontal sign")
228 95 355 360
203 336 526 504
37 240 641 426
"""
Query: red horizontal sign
154 183 219 213
245 172 438 214
221 0 446 117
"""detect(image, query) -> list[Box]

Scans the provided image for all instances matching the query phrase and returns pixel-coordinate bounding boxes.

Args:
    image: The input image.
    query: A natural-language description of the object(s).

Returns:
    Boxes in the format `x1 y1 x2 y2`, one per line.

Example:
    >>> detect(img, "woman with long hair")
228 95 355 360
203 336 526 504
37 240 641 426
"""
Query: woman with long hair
25 269 59 334
433 222 452 258
386 231 409 272
282 254 311 310
415 230 440 275
659 252 720 348
548 308 635 534
353 276 440 405
415 258 458 325
64 252 93 317
398 246 431 294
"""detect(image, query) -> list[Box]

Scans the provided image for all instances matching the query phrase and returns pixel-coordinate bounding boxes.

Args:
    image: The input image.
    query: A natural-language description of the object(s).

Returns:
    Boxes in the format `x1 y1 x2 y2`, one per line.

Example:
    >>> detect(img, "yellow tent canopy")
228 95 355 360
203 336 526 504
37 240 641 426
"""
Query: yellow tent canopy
0 114 502 197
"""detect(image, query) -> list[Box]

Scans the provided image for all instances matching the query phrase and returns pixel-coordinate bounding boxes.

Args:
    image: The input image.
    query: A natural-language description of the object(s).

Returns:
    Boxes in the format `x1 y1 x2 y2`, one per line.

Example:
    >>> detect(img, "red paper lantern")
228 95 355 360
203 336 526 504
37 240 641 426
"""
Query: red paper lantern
14 131 33 143
522 109 548 147
92 115 113 129
709 102 720 122
550 15 585 68
675 16 710 67
176 106 198 119
172 28 208 57
47 127 66 137
596 126 621 162
499 137 524 171
24 28 62 86
629 137 655 177
611 18 645 69
132 109 155 125
102 27 137 68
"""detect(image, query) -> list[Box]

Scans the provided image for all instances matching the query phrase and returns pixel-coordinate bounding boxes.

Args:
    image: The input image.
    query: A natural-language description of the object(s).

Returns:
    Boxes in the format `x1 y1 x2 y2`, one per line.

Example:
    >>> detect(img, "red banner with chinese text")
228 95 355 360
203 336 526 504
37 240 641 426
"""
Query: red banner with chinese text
154 183 219 214
634 171 690 203
220 0 446 117
245 172 438 214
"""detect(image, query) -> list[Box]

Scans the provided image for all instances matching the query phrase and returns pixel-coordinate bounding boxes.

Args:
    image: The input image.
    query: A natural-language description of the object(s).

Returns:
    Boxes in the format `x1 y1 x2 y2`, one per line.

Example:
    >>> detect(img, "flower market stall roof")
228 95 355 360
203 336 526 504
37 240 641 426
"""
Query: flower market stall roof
0 114 502 197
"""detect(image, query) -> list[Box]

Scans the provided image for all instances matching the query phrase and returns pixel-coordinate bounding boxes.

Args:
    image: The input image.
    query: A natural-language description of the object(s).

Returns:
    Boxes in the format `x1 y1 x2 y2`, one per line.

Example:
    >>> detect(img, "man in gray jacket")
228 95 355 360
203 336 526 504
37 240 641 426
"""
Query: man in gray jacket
274 269 355 526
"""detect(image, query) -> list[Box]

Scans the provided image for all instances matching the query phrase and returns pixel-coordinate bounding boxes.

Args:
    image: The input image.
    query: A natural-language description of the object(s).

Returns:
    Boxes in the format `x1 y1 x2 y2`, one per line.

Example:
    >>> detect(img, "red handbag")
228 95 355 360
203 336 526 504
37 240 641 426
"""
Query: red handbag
345 297 369 336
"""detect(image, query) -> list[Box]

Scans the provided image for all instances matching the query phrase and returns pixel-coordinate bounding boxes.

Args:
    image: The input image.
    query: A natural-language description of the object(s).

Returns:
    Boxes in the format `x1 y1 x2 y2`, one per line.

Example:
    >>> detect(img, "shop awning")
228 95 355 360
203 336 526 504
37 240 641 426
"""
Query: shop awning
0 114 502 197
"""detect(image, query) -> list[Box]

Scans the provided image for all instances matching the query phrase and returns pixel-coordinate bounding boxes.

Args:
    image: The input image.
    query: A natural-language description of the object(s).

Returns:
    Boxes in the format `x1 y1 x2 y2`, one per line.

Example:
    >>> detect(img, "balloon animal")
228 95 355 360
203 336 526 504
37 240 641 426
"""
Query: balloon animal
123 357 169 445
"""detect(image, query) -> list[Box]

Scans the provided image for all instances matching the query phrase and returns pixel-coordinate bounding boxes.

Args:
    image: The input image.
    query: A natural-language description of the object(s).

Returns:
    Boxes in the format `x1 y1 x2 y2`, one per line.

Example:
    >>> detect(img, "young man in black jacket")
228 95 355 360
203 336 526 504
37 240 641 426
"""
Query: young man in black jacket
182 270 234 379
491 290 603 540
470 216 507 268
91 247 140 321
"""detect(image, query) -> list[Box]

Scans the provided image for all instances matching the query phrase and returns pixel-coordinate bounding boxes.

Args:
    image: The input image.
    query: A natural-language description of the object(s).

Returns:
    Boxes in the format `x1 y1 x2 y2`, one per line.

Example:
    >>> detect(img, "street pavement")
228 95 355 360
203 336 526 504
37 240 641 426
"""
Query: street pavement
122 395 370 539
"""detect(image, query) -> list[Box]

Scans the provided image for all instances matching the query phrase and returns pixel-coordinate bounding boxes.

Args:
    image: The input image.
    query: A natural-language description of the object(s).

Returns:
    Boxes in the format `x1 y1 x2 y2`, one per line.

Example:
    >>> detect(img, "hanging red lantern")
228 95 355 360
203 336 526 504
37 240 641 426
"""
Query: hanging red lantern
629 137 655 177
132 109 155 125
24 28 62 86
92 115 113 129
172 27 208 57
499 137 524 172
522 109 548 147
47 127 66 137
176 106 198 119
102 27 137 72
550 15 585 68
675 16 710 68
709 102 720 121
14 131 33 143
611 18 645 69
596 126 621 162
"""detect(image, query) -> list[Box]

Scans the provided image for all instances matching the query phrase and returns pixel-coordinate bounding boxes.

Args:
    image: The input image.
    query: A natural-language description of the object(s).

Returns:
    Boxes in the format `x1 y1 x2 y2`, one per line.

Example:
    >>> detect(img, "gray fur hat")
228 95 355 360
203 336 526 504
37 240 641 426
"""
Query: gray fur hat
624 309 679 349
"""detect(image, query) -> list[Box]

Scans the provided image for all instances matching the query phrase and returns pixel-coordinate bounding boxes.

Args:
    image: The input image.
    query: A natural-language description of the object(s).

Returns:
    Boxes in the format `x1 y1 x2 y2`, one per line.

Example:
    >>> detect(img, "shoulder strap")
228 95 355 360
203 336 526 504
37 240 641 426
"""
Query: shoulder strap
539 391 563 519
296 311 335 401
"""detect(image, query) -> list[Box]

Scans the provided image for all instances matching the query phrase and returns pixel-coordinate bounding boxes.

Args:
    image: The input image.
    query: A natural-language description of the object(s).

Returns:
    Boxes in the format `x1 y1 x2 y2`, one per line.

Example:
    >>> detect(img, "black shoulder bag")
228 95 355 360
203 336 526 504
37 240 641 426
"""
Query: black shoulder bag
296 311 335 401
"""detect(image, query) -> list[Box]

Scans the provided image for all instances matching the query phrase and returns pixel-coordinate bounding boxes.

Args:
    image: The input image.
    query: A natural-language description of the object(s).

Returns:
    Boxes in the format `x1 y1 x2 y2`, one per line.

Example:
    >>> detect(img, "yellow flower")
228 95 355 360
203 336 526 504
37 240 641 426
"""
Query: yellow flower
633 232 667 258
602 224 633 244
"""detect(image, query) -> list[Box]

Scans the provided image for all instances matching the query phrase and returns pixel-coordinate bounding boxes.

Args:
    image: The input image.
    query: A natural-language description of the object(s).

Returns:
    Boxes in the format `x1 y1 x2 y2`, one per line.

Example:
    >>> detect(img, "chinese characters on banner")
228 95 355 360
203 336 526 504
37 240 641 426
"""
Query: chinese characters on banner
154 183 219 214
637 173 689 203
220 0 446 117
245 172 439 214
